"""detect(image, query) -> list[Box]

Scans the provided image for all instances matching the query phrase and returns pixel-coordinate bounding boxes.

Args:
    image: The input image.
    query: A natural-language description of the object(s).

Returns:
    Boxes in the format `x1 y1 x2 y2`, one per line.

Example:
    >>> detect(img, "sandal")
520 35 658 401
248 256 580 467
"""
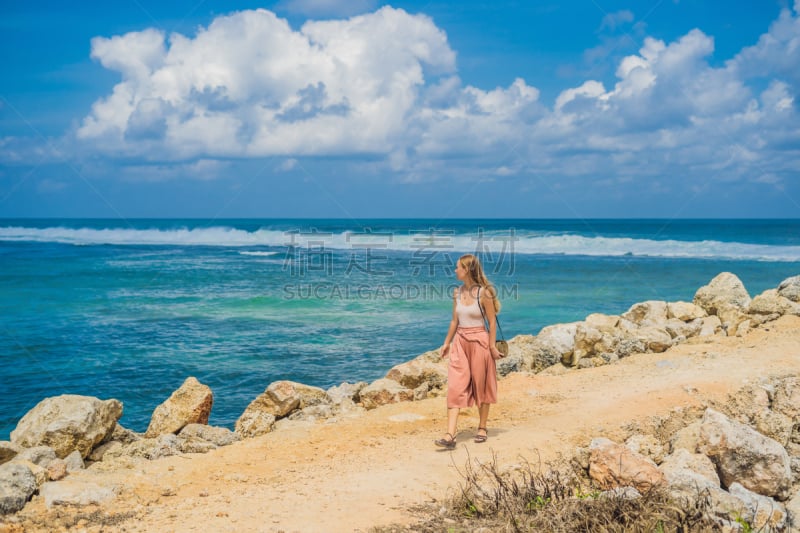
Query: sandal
435 433 456 449
474 427 488 443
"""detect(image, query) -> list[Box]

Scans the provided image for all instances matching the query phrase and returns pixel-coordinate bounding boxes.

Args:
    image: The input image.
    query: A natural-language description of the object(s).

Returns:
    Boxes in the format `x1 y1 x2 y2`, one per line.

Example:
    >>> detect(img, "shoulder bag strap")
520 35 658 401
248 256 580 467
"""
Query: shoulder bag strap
476 286 505 341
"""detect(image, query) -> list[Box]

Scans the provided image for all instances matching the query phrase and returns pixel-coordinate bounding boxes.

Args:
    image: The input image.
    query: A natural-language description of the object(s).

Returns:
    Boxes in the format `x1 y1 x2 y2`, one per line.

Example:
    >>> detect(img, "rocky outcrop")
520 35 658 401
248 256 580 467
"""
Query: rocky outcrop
693 272 752 333
624 434 665 464
325 382 367 415
64 451 84 473
14 460 46 488
46 460 68 482
235 409 276 438
669 420 702 454
14 446 57 468
178 424 239 447
326 382 367 405
0 462 37 515
787 491 800 529
585 313 620 331
292 383 330 409
572 377 800 531
699 408 792 501
359 379 415 410
518 295 724 368
64 420 238 464
87 424 141 462
145 377 213 437
749 289 800 316
728 482 787 530
659 448 720 493
588 437 665 493
777 275 800 302
555 273 800 369
666 301 707 321
234 380 333 437
772 377 800 421
694 272 752 315
569 323 605 365
622 301 668 327
385 350 447 391
250 381 302 418
0 442 21 467
10 395 122 459
698 315 722 336
104 434 183 461
536 322 579 368
506 334 558 373
39 478 117 508
664 318 702 339
631 326 673 353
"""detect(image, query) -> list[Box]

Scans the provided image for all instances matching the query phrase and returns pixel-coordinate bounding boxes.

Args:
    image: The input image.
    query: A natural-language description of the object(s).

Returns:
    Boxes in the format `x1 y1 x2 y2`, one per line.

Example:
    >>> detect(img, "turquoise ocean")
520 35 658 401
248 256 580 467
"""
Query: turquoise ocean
1 219 799 440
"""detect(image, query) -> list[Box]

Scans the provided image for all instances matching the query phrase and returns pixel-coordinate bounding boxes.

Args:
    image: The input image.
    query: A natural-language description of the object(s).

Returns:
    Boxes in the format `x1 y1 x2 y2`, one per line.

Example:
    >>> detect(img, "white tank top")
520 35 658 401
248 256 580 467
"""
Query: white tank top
455 286 486 328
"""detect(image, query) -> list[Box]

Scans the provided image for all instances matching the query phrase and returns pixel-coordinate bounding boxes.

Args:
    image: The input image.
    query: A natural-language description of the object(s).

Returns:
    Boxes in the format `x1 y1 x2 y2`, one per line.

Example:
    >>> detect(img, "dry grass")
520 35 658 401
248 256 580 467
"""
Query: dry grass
2 507 138 533
374 452 724 533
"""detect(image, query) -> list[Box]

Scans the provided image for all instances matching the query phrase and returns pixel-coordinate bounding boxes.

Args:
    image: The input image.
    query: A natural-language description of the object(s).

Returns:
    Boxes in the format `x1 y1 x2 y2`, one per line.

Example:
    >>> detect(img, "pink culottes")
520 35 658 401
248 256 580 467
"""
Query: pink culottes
447 326 498 408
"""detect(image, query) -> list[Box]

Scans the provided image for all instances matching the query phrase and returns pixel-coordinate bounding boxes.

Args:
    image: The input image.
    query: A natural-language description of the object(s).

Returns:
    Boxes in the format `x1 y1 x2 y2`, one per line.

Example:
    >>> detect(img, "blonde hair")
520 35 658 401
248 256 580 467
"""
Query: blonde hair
459 254 501 314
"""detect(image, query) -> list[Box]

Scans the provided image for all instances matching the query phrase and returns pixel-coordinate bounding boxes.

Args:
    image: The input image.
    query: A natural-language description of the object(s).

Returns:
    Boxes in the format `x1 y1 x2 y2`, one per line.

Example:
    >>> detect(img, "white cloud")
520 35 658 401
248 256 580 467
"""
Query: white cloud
77 7 456 160
599 10 634 32
278 158 298 171
762 81 794 112
728 5 800 90
414 78 543 156
513 11 799 194
91 28 166 81
24 4 800 197
494 166 516 176
555 80 606 111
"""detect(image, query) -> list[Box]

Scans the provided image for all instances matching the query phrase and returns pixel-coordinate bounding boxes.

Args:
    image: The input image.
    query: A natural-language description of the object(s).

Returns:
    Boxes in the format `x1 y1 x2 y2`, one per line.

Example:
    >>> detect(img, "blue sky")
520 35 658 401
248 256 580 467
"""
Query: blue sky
1 0 798 218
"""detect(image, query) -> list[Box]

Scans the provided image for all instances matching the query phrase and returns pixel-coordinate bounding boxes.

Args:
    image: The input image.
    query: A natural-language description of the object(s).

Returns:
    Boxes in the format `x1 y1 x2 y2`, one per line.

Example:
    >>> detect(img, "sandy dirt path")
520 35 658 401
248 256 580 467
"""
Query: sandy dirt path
9 315 800 533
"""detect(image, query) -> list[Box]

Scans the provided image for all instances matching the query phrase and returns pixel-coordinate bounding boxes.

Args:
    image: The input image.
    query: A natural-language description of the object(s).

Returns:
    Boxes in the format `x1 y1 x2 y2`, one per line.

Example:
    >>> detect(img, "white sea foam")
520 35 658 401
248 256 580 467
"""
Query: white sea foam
239 251 280 257
1 225 798 261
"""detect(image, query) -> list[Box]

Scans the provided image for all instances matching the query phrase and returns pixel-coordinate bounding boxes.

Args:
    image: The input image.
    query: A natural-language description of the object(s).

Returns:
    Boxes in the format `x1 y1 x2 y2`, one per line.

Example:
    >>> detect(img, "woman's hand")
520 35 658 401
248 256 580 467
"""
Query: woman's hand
440 343 451 358
489 345 502 360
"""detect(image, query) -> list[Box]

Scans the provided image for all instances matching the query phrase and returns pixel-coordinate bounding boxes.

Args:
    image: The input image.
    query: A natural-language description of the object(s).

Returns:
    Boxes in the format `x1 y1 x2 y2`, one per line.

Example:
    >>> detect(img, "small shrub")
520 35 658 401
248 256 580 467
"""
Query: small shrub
373 451 722 533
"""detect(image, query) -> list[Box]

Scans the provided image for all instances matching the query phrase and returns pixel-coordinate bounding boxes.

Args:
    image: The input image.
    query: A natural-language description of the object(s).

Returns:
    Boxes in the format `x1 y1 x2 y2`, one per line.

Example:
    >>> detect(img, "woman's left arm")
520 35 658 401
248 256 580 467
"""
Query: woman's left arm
482 287 501 359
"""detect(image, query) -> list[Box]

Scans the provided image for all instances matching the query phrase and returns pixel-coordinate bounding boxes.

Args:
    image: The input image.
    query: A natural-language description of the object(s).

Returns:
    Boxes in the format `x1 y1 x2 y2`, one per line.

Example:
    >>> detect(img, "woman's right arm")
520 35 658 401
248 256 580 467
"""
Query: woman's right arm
440 288 459 357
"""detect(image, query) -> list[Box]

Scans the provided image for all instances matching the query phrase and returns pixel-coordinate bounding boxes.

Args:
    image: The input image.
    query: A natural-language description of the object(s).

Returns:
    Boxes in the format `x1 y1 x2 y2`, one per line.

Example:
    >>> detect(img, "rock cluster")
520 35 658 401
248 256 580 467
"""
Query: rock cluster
0 378 373 515
1 272 799 521
574 375 800 530
235 379 366 437
10 395 121 459
491 271 799 373
1 395 117 515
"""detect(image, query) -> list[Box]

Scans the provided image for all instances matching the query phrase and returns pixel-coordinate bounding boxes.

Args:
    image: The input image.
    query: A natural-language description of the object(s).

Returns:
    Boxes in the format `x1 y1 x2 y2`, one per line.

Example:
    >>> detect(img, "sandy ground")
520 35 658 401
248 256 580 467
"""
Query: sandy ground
7 315 800 533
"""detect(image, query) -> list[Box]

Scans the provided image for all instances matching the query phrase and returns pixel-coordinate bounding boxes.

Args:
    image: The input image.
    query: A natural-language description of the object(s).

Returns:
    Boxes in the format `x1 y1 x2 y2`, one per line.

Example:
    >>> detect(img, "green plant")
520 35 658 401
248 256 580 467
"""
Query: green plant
573 487 602 500
734 513 754 533
525 495 551 511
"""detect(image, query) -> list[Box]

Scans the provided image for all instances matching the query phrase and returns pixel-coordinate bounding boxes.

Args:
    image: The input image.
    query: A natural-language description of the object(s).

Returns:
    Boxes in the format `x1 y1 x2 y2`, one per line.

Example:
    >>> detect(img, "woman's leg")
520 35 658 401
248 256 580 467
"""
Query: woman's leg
477 403 490 435
436 407 460 447
447 407 460 438
443 332 468 443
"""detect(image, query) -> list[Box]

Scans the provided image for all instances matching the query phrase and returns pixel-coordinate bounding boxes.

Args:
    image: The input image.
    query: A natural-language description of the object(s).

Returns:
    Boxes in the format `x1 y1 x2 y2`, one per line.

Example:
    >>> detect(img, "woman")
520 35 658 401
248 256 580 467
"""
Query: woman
435 254 502 449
